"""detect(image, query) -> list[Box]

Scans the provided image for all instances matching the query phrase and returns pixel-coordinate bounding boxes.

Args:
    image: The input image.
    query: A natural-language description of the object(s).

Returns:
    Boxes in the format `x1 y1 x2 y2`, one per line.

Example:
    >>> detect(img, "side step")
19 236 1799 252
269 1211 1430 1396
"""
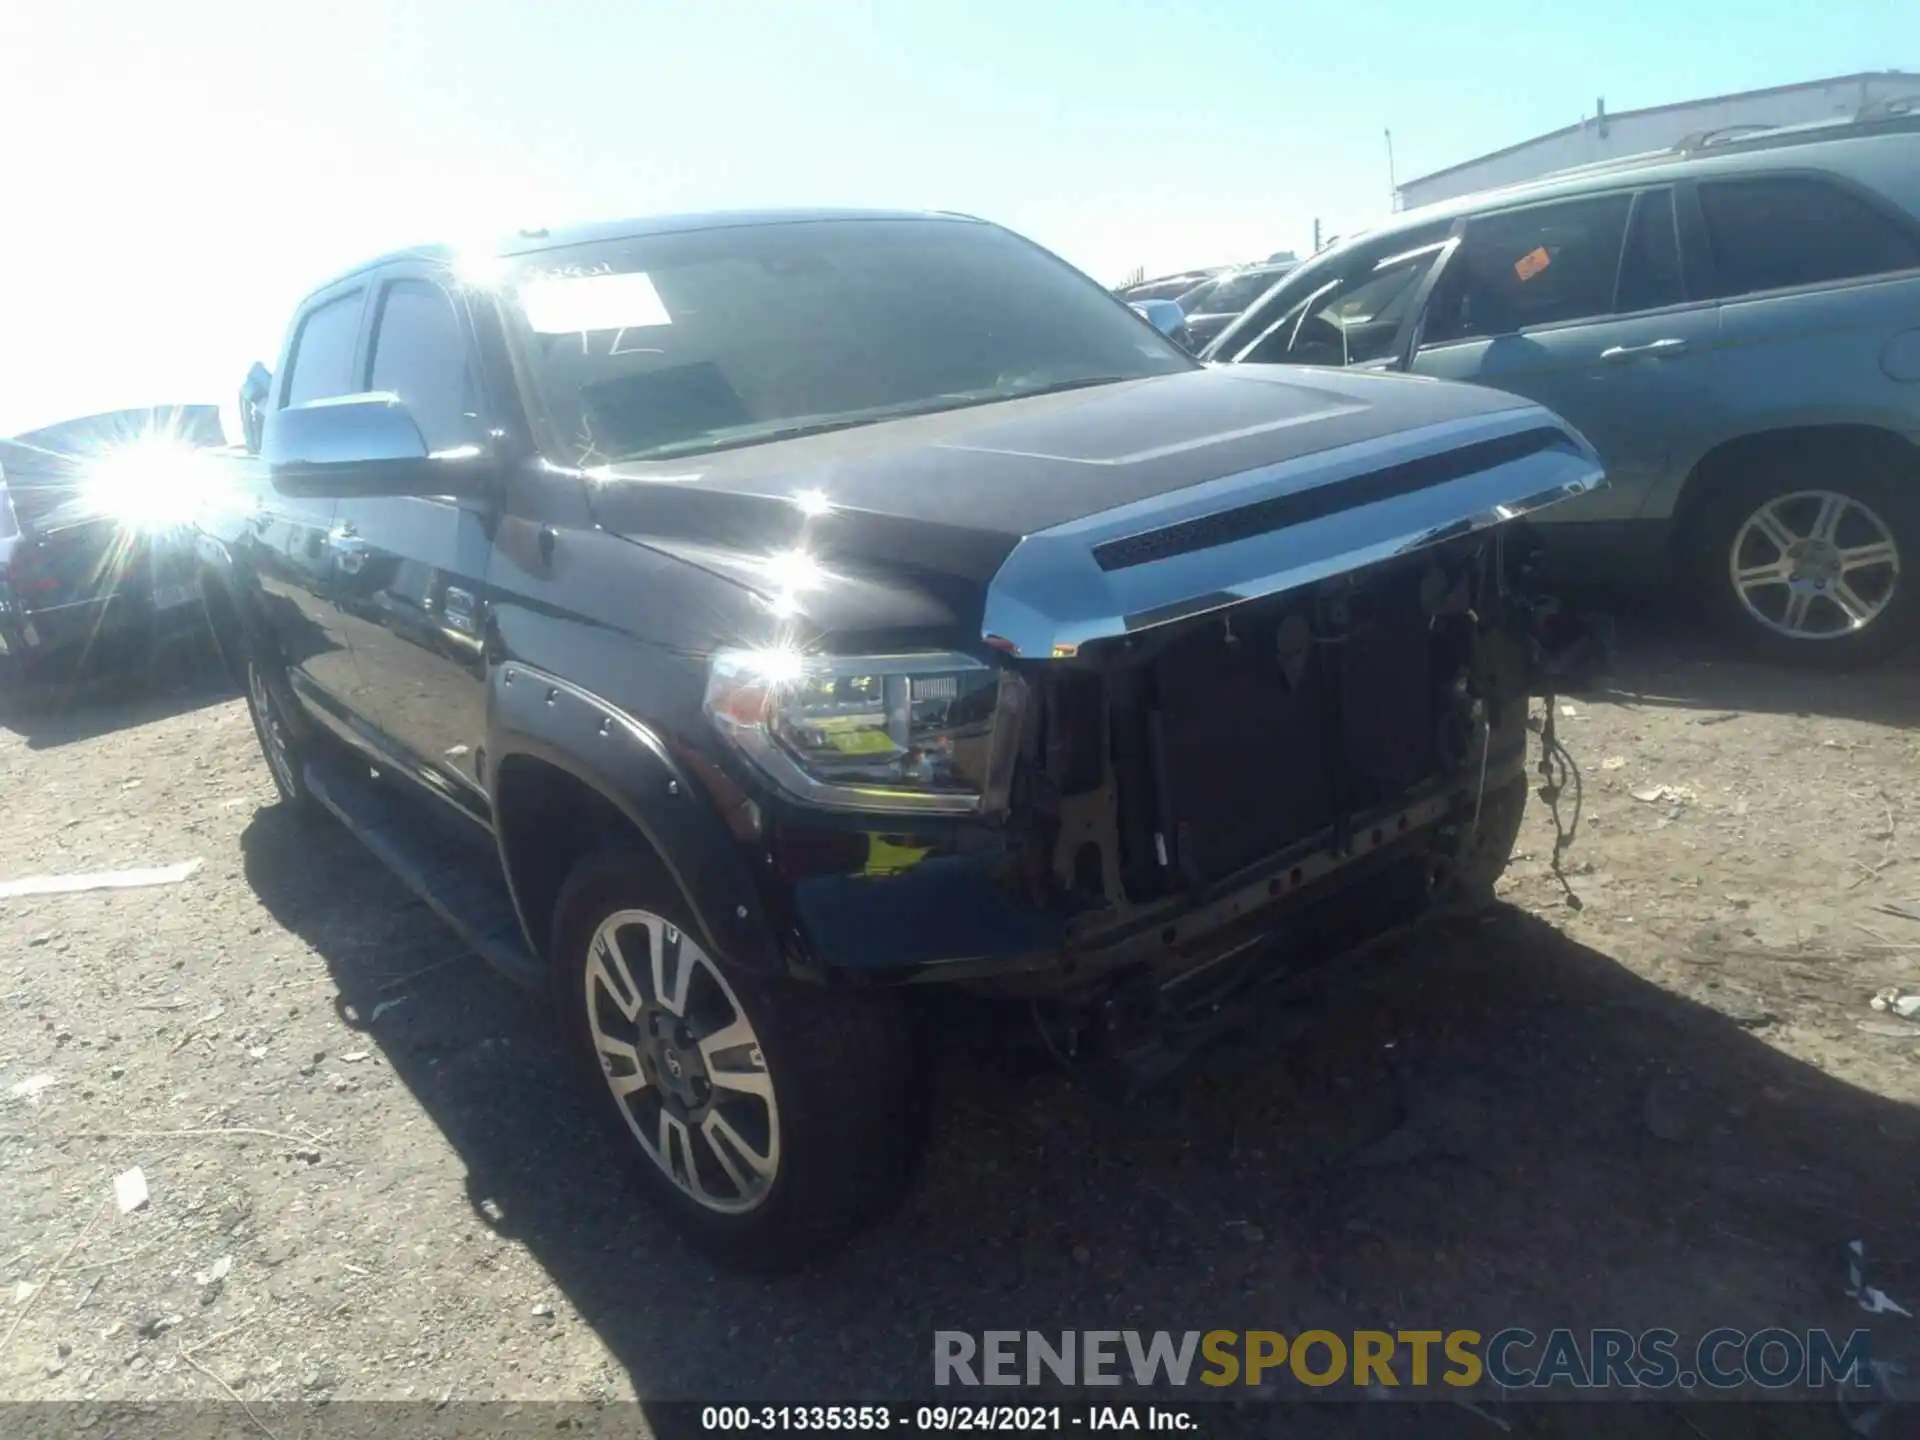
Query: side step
303 757 545 992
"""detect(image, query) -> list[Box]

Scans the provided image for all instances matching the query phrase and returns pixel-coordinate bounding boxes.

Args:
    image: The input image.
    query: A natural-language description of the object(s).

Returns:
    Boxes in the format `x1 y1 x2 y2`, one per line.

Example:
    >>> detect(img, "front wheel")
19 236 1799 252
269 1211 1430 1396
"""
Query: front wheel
242 656 315 811
550 850 922 1270
1697 457 1916 668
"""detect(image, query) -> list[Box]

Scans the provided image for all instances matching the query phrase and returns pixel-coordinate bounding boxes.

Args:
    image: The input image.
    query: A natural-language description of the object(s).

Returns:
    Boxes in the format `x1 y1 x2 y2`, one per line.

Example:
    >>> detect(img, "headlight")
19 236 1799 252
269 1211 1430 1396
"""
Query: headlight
703 648 1028 815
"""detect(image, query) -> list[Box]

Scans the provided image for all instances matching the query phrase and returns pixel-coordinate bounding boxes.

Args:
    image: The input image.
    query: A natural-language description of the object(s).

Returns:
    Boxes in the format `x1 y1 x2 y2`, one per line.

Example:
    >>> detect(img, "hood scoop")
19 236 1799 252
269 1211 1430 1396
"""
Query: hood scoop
981 406 1605 658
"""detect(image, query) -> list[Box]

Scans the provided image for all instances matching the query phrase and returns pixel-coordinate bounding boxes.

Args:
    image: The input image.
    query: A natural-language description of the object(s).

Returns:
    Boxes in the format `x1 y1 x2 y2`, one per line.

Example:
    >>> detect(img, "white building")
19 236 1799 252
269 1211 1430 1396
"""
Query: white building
1395 71 1917 211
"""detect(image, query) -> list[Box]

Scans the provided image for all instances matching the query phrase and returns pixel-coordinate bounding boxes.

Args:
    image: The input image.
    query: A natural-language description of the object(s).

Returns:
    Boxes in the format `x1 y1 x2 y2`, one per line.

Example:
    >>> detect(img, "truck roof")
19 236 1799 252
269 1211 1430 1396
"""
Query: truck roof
302 207 984 301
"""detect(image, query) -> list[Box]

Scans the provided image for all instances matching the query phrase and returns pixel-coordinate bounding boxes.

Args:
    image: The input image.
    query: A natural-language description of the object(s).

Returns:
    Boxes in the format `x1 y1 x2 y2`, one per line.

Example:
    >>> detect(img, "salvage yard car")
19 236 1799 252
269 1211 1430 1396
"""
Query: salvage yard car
1173 259 1298 351
1201 106 1920 666
0 406 224 693
195 208 1603 1266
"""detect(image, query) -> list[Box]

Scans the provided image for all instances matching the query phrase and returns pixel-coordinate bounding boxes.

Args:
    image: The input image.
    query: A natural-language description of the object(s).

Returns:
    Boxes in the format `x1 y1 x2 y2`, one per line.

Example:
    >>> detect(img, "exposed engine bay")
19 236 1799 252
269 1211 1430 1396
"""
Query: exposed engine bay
994 525 1599 1083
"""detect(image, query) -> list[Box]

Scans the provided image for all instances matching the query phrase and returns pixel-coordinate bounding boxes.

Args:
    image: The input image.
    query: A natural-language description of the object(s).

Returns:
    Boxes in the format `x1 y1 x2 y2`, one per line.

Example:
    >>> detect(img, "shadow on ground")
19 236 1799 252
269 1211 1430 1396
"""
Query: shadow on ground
0 636 236 749
1565 589 1920 730
237 791 1920 1438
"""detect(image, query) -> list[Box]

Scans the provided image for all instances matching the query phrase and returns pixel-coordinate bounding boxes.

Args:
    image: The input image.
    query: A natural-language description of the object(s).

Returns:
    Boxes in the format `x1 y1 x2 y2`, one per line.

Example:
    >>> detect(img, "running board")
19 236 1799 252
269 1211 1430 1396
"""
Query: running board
303 757 544 992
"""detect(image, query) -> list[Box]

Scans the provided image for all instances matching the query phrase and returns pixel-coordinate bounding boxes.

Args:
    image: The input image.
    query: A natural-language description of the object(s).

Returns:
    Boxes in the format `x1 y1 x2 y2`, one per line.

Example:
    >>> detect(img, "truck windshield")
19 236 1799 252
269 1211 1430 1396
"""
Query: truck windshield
495 217 1197 466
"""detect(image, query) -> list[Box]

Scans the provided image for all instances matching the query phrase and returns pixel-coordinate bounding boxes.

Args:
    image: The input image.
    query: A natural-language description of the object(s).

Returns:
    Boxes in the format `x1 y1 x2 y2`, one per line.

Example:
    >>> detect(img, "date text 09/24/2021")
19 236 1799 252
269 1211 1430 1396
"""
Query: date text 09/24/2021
700 1407 1194 1432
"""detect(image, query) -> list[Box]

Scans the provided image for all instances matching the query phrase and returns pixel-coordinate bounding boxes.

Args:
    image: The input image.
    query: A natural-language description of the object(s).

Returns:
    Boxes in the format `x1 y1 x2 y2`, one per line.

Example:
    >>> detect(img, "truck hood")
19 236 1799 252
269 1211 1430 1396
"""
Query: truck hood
583 365 1603 654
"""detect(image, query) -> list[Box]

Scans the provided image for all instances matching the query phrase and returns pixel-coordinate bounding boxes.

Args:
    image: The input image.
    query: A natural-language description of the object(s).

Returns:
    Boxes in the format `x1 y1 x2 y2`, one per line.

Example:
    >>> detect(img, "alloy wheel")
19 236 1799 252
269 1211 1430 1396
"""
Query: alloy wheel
583 909 780 1214
1728 489 1900 641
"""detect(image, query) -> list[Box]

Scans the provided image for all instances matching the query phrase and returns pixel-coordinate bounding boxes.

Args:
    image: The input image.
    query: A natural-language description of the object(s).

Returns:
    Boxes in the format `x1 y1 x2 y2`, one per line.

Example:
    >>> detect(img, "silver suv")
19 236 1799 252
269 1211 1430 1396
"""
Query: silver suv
1204 106 1920 666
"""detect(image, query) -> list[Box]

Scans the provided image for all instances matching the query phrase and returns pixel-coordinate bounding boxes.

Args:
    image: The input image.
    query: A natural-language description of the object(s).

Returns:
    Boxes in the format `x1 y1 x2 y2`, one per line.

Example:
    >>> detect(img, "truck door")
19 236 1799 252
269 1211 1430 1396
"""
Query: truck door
327 270 496 820
255 286 367 714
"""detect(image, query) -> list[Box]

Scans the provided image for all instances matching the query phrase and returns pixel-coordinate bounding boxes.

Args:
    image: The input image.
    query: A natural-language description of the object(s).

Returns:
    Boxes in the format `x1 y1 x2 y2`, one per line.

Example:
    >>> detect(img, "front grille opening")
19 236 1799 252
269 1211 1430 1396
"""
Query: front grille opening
1042 669 1107 797
1072 842 1104 896
1086 553 1479 901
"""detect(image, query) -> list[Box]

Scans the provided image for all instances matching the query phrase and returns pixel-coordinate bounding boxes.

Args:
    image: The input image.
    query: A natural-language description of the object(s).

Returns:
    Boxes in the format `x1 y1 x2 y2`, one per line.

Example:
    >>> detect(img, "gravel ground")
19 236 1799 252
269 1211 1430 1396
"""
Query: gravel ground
2 615 1918 1437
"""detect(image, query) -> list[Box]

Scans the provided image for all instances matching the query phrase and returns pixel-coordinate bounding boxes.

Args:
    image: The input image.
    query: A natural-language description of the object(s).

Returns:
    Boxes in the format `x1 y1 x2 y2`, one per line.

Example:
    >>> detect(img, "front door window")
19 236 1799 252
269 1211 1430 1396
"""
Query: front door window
1421 193 1633 346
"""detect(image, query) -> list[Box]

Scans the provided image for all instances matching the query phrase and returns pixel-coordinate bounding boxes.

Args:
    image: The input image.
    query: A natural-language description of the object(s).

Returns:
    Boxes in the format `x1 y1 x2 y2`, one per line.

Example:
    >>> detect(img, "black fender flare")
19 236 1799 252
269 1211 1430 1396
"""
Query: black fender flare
485 663 784 976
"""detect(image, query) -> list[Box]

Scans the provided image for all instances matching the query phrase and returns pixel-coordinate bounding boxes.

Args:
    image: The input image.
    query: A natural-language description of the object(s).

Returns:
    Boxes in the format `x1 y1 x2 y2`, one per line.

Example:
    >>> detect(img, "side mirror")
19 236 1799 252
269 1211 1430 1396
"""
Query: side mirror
1129 298 1196 353
1130 298 1184 335
265 394 493 499
238 362 272 454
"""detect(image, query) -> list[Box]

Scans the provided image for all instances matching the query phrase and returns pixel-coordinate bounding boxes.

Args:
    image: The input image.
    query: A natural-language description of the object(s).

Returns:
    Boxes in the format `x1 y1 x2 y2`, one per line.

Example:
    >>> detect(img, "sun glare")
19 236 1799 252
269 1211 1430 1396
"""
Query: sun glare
450 248 512 291
75 432 238 538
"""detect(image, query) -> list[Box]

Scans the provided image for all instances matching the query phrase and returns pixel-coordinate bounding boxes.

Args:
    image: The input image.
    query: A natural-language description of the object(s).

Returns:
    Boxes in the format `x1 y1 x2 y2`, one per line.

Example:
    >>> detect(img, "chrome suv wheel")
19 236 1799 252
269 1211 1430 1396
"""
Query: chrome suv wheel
550 849 921 1269
1700 454 1917 669
1728 489 1899 642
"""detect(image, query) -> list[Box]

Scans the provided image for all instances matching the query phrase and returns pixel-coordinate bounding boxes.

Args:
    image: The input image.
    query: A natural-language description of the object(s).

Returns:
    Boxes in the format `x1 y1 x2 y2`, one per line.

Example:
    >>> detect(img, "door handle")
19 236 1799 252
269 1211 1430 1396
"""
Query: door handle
327 526 369 575
1600 337 1688 362
441 585 479 635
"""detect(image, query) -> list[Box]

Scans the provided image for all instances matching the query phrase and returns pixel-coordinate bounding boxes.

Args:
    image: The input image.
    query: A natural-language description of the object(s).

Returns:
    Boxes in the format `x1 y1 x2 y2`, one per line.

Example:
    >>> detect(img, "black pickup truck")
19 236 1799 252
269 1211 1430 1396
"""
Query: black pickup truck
195 208 1604 1267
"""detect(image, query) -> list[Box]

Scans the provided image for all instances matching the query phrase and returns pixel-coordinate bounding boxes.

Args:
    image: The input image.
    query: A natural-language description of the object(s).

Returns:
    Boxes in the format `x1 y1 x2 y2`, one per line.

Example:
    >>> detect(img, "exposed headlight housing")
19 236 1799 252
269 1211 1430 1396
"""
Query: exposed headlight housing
703 649 1028 815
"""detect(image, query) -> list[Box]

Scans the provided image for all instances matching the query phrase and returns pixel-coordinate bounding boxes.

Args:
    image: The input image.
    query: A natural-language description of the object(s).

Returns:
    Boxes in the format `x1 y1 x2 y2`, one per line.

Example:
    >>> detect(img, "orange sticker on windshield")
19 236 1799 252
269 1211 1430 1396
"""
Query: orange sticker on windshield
1514 246 1551 283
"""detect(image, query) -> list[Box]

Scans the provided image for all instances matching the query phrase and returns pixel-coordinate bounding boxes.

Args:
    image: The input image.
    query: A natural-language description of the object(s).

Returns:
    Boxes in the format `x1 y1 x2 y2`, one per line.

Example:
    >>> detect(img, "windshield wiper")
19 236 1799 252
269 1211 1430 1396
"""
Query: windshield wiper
603 376 1138 463
611 415 889 463
990 375 1133 402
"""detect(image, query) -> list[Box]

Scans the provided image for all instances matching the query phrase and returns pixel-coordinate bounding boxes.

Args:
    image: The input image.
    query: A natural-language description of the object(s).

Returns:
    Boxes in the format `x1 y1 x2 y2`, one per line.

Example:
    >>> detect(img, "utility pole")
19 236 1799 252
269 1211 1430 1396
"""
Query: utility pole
1313 217 1322 252
1385 128 1398 210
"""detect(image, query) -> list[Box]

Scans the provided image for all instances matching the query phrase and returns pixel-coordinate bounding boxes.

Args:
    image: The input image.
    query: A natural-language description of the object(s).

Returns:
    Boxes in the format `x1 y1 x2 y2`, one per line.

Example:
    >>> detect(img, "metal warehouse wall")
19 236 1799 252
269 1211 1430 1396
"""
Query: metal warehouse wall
1397 73 1915 209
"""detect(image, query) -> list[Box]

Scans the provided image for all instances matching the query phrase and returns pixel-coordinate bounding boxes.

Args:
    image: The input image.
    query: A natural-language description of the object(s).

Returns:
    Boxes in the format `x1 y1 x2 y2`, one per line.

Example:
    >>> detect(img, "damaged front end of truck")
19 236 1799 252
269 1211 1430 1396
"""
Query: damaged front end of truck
963 409 1607 1079
734 399 1609 1087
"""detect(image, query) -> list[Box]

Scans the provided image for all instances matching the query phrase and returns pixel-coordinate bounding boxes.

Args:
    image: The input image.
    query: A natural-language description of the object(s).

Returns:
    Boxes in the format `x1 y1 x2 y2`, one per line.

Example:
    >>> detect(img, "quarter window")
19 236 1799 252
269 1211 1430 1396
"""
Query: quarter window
368 280 484 453
1696 176 1920 297
1424 194 1633 344
1615 188 1685 313
282 292 363 408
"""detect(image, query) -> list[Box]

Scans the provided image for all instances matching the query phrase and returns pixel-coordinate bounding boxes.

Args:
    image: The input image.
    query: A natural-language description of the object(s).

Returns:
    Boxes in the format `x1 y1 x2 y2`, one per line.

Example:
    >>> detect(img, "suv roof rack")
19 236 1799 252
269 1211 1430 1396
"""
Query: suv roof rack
1526 102 1920 190
1855 90 1920 123
1672 103 1920 157
1534 147 1678 183
1674 122 1781 151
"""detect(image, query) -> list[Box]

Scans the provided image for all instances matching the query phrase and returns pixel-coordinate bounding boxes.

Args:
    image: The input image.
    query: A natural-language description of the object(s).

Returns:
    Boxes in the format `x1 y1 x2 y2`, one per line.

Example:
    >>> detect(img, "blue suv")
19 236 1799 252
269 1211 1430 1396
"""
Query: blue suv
1204 106 1920 666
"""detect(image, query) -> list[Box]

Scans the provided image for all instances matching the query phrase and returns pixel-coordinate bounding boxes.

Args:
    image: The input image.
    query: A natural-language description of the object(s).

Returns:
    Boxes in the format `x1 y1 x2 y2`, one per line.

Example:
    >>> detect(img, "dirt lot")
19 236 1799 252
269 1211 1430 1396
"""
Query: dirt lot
3 612 1919 1435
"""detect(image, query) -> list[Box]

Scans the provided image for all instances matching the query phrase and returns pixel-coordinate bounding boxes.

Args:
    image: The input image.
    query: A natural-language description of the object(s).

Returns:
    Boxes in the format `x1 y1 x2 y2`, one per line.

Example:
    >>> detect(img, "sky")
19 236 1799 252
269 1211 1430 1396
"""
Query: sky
0 0 1912 438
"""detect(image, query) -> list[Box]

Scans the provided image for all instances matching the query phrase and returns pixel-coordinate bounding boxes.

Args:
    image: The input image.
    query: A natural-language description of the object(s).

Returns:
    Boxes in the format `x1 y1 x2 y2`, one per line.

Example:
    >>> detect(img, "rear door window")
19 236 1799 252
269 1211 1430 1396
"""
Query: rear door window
1424 194 1633 345
1614 188 1685 313
282 292 364 408
1695 176 1920 297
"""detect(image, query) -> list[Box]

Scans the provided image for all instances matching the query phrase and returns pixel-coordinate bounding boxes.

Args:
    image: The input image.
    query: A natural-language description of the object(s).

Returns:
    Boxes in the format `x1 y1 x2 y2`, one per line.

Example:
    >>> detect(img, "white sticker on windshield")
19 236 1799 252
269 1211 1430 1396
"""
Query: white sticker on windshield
519 270 673 333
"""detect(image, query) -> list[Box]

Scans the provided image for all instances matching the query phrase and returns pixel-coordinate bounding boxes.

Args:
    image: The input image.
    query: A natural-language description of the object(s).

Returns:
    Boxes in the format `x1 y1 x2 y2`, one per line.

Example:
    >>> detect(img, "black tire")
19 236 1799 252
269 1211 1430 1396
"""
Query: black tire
550 849 922 1271
242 653 317 812
1695 448 1918 669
